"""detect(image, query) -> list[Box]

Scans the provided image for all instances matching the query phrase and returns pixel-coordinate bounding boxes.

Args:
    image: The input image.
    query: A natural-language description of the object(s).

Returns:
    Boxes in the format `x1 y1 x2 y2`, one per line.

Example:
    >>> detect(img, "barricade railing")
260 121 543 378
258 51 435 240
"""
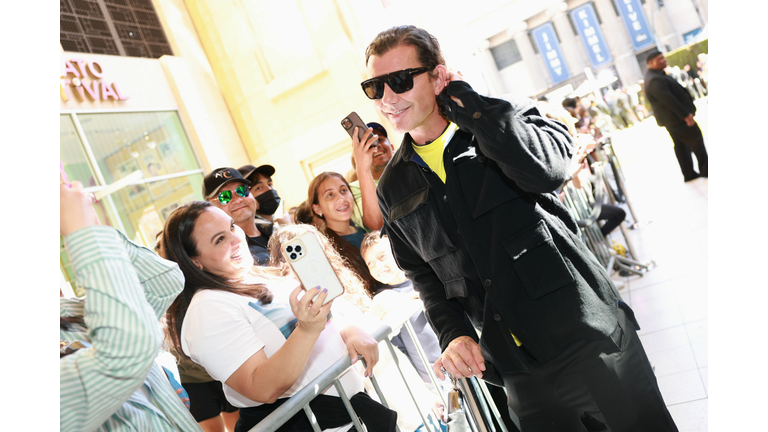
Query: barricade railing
590 134 655 263
248 307 507 432
562 162 654 277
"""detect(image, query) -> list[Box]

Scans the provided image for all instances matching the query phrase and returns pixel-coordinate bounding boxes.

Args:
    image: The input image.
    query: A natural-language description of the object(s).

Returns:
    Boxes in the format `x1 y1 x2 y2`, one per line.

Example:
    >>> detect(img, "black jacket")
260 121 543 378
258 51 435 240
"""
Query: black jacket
377 81 628 380
643 68 696 127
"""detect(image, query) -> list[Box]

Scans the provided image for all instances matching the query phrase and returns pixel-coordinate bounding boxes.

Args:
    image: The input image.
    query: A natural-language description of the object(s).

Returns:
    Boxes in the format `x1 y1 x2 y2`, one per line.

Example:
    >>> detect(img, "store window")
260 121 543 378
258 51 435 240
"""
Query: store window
60 111 204 256
490 39 523 71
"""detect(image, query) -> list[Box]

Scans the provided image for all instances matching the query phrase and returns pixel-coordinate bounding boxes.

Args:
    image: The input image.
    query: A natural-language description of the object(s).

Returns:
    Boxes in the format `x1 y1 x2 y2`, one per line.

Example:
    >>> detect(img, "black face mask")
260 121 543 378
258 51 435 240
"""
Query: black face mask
256 189 281 215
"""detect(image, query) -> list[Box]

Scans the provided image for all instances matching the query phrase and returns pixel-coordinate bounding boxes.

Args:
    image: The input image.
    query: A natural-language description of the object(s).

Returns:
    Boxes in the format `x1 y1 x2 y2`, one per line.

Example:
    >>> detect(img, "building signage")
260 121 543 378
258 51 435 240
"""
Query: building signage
570 3 613 68
60 58 129 102
531 22 571 85
614 0 655 51
683 28 702 44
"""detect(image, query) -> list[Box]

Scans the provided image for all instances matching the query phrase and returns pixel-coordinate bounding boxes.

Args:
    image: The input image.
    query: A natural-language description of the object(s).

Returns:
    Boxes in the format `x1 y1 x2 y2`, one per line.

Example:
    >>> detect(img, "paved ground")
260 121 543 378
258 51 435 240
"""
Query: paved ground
605 97 709 431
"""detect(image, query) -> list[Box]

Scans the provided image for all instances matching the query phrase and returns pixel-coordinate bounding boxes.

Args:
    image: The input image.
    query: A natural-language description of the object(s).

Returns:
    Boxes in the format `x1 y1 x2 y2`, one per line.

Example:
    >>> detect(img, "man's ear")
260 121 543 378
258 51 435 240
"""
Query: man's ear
191 258 203 271
432 64 448 95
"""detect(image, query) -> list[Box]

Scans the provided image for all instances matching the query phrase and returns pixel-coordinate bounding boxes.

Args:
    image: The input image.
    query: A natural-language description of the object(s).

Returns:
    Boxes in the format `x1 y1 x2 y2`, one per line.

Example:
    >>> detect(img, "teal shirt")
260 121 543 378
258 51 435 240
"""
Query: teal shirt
341 226 368 251
60 226 202 432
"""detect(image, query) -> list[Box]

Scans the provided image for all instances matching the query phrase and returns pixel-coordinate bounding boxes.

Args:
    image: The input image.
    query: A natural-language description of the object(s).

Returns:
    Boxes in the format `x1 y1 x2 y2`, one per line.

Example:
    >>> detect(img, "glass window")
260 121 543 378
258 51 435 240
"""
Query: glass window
61 115 96 186
491 39 523 71
61 114 99 292
64 111 203 248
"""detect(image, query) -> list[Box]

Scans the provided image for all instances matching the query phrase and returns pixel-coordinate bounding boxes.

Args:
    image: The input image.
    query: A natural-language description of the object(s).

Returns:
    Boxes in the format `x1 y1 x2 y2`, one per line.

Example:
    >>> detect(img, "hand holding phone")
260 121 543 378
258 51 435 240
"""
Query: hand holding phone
281 231 345 305
342 112 378 148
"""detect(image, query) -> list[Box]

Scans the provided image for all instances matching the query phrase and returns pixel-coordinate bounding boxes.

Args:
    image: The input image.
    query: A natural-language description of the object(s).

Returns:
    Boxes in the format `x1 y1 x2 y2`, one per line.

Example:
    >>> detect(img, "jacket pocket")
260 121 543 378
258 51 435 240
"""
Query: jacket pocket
457 157 521 220
389 187 456 261
444 277 469 299
471 170 520 220
503 220 574 300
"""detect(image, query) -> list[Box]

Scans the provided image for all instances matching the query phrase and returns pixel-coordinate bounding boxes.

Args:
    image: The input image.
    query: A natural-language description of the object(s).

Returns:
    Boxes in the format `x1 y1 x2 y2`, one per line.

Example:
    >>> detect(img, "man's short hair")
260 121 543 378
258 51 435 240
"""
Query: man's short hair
365 25 445 75
646 49 663 64
561 98 578 109
360 230 384 257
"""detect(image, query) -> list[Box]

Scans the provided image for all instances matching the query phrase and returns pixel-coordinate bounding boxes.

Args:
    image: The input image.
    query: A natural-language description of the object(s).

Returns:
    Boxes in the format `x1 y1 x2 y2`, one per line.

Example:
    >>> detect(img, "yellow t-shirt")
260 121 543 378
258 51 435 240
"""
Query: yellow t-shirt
411 123 459 183
411 122 523 347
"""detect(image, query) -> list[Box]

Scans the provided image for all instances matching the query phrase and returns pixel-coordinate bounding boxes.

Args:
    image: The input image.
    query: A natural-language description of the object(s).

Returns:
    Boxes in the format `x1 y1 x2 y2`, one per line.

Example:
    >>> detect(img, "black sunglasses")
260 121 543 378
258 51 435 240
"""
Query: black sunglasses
217 184 249 204
361 66 432 100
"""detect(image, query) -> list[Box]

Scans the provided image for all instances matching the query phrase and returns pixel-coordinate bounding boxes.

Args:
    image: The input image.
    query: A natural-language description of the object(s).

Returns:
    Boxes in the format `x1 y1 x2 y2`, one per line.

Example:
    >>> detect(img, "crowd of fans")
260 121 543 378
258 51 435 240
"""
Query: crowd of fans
61 24 705 432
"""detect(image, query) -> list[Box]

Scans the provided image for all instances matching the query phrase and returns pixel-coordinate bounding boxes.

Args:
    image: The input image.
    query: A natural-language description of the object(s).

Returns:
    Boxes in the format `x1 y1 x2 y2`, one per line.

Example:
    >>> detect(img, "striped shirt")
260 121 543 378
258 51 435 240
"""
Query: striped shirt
60 226 202 432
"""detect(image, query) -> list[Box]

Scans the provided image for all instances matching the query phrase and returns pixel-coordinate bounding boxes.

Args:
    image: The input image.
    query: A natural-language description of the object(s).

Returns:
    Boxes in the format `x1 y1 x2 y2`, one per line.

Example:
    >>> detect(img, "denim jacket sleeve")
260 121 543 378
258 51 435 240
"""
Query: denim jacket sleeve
439 80 573 194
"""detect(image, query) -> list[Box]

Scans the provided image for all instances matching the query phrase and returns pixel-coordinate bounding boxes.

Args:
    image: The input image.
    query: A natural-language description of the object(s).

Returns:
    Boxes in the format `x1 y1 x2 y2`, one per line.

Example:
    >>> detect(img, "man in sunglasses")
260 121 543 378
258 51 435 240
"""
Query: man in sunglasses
203 167 271 265
367 26 678 432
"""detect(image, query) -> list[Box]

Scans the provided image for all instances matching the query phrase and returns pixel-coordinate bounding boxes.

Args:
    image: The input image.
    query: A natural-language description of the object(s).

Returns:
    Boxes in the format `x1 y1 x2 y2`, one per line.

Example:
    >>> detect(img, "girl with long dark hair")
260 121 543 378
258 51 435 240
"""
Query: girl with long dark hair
161 201 395 432
307 172 380 296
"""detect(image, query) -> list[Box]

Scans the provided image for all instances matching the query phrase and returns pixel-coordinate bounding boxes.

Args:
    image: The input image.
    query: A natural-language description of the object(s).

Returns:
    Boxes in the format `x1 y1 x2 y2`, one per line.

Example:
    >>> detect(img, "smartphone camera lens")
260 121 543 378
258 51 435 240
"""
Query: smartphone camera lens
295 245 302 253
286 246 293 253
290 253 297 260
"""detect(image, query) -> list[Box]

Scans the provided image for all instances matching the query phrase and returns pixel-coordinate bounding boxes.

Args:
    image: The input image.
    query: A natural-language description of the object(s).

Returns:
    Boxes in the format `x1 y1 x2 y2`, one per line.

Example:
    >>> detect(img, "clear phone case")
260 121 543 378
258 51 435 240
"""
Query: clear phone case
281 231 345 305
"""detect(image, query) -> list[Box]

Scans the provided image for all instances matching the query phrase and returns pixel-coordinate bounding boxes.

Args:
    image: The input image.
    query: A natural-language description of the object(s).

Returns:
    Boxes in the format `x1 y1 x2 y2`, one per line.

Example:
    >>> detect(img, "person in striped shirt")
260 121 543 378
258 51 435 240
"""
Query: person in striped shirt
60 180 202 432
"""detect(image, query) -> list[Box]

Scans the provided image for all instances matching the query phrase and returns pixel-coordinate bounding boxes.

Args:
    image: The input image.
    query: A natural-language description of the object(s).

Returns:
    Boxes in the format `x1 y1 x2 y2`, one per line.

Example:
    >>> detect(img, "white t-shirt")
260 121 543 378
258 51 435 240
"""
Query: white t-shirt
180 279 364 408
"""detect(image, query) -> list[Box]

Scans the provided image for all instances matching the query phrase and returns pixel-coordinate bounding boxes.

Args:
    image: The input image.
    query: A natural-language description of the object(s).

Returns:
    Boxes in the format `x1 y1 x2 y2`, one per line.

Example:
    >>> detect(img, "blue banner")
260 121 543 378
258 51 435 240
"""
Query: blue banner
570 3 613 68
531 22 571 85
614 0 655 51
683 28 702 44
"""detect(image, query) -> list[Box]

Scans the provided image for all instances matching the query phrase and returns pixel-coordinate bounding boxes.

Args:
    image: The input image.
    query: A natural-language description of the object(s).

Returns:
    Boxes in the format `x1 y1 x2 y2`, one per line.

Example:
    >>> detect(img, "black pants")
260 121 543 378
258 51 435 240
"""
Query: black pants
500 309 678 432
598 204 626 237
665 121 708 181
235 392 397 432
184 380 238 422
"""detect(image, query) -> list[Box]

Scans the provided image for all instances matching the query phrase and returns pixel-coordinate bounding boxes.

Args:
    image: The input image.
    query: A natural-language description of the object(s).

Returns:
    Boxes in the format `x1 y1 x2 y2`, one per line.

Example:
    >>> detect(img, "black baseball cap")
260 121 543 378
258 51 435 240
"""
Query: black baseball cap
646 49 664 64
366 122 387 138
238 164 276 183
203 167 251 199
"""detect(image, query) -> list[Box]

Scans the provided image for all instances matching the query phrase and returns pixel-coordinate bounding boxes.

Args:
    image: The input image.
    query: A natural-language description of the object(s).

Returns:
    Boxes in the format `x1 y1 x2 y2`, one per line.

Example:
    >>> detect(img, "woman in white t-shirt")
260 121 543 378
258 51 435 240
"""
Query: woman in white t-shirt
161 201 396 432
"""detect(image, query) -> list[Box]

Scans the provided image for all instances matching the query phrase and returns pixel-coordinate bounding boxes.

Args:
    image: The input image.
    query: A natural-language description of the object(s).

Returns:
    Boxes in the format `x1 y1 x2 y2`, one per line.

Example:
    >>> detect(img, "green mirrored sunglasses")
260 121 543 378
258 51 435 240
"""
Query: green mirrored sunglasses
217 184 249 204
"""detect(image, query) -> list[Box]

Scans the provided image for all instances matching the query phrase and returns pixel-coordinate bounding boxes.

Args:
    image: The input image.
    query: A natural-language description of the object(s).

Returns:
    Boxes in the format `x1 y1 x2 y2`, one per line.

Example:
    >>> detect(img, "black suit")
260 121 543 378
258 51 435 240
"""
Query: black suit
643 68 708 180
377 81 677 431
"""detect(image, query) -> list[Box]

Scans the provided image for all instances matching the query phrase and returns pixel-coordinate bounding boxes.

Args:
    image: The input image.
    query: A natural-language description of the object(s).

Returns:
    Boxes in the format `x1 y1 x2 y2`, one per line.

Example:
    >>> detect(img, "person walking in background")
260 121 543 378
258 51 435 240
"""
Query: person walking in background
644 50 708 182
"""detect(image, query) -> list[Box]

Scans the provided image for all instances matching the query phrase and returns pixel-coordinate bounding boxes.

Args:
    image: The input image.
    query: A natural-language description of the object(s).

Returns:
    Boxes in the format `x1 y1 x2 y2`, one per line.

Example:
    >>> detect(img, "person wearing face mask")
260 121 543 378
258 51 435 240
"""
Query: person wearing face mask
238 164 292 227
203 167 272 265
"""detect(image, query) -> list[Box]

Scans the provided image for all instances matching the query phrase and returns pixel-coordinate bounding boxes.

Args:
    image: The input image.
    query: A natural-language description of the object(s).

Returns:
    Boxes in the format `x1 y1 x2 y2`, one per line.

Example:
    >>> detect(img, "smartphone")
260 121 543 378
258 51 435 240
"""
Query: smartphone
281 230 345 305
341 112 378 147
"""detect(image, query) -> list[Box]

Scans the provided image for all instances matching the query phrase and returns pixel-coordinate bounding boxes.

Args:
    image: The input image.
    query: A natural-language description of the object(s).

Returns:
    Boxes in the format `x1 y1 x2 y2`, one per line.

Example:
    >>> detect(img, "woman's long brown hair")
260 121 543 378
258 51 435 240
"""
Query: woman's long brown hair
162 201 282 359
268 224 371 311
307 172 380 296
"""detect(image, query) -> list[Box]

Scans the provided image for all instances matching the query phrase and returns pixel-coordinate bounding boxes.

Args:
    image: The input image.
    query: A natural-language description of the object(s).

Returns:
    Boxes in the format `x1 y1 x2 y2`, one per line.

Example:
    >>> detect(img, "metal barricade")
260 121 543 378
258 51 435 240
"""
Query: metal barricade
562 162 654 276
248 309 507 432
590 135 653 259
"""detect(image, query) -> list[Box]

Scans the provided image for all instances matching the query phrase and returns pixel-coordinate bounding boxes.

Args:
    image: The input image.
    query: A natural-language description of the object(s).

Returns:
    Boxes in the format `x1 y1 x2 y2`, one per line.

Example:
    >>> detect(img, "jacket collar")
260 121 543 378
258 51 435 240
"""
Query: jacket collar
391 126 472 169
392 133 415 165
